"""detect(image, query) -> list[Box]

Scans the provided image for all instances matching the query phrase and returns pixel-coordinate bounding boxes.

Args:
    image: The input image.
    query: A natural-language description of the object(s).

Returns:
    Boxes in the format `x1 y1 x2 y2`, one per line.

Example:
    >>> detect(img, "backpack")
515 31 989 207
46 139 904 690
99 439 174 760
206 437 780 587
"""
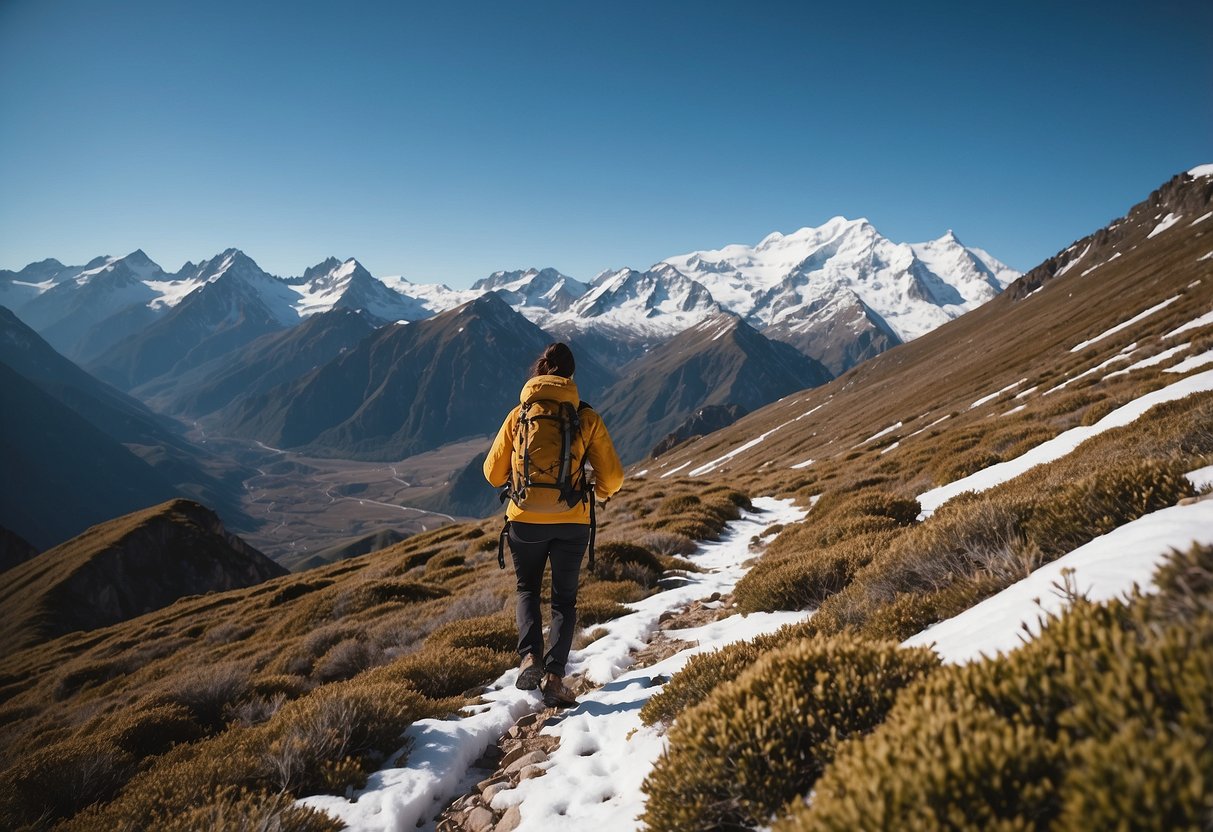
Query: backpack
497 399 597 569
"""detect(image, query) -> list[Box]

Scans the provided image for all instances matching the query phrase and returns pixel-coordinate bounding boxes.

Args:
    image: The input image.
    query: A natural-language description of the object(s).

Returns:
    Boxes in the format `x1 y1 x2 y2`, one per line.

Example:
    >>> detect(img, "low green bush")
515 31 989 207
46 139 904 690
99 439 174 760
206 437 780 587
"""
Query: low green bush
1023 460 1196 558
426 614 517 654
639 641 763 726
777 544 1213 831
591 542 665 587
641 634 939 832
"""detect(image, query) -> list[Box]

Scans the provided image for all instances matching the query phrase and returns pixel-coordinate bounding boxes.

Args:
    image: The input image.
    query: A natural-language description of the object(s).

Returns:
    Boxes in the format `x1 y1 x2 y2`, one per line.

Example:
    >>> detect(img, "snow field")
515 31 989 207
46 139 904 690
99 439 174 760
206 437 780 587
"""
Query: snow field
301 497 807 832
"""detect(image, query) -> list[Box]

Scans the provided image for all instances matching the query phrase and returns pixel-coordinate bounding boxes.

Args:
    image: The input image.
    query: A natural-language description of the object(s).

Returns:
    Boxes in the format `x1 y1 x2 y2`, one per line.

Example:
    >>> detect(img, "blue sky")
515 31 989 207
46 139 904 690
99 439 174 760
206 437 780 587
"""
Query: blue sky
1 1 1209 285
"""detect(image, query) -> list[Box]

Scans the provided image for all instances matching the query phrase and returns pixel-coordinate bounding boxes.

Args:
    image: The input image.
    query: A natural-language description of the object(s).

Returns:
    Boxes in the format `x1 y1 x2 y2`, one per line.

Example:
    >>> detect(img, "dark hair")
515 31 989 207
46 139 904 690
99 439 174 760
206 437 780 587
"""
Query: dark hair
530 342 575 378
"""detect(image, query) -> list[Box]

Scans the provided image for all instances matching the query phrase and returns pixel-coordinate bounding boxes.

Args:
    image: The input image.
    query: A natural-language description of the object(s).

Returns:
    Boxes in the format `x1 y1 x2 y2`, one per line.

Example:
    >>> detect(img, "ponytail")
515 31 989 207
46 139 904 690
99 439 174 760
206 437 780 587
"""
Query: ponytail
530 342 575 378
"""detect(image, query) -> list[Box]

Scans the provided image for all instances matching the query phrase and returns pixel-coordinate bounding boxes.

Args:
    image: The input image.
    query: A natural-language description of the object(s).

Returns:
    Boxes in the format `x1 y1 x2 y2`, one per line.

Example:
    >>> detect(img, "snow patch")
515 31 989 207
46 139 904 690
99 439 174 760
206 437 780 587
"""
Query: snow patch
856 421 903 446
969 379 1026 410
1164 309 1213 339
1147 213 1183 238
1068 296 1180 353
1188 163 1213 178
903 499 1213 664
1103 344 1189 379
1164 348 1213 374
917 368 1213 516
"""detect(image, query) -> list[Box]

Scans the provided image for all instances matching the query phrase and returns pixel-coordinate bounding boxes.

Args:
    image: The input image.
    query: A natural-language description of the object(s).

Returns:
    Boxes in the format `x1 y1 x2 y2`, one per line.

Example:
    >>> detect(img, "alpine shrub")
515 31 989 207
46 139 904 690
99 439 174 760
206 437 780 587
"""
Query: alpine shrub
636 531 697 557
426 613 518 654
591 542 664 587
153 786 341 832
640 635 939 832
361 645 513 699
778 703 1061 831
780 545 1213 831
1023 460 1196 557
639 640 763 726
734 529 900 613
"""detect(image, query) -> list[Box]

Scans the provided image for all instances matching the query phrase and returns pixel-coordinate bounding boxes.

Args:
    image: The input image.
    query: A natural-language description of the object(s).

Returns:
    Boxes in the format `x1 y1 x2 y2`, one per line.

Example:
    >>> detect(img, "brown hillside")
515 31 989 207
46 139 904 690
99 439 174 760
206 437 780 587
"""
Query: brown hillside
0 499 286 652
646 168 1213 495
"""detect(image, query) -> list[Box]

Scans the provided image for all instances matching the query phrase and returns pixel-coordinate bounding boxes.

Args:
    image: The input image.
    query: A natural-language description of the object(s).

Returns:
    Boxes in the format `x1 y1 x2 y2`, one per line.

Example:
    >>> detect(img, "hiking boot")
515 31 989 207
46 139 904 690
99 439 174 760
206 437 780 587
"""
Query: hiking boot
515 654 543 691
541 673 578 708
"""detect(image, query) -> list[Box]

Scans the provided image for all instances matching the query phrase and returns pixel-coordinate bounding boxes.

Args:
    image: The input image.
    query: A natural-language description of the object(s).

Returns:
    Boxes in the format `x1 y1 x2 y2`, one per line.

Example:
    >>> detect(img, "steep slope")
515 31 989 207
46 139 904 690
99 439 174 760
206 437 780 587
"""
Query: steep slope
651 403 748 458
598 313 831 463
218 293 615 460
137 307 377 417
88 250 298 389
0 360 181 549
0 307 245 534
0 499 285 651
646 166 1213 483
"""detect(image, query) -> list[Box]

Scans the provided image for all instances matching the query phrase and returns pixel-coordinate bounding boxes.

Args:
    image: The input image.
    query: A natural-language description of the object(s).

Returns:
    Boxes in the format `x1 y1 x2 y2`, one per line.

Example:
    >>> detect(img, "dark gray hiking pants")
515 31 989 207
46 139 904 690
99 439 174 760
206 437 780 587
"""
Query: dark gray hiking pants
508 521 590 677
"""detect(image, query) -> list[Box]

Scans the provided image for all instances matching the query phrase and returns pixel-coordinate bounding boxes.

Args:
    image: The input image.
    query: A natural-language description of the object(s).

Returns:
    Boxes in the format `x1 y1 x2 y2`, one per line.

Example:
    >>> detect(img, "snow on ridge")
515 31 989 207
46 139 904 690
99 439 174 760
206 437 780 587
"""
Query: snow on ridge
663 217 1019 343
917 368 1213 517
1188 163 1213 178
1147 213 1183 239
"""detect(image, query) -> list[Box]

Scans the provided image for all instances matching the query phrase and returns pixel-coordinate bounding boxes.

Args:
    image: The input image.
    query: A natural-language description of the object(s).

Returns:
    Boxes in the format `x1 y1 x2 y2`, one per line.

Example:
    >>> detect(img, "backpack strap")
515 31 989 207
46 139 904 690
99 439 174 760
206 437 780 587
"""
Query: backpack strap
557 402 574 501
498 518 510 570
587 491 596 571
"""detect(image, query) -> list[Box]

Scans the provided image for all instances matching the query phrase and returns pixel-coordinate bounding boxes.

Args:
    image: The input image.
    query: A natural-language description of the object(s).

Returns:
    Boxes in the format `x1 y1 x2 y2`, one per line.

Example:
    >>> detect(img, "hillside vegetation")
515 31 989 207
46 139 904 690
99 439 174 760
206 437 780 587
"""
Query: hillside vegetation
0 480 746 829
0 169 1210 829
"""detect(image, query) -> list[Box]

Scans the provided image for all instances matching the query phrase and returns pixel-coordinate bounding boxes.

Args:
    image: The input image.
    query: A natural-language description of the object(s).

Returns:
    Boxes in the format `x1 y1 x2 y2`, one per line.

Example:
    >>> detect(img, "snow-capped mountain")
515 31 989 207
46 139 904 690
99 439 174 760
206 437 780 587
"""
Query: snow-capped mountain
4 216 1019 378
663 217 1019 372
291 257 431 323
472 268 589 315
87 250 304 389
534 263 722 345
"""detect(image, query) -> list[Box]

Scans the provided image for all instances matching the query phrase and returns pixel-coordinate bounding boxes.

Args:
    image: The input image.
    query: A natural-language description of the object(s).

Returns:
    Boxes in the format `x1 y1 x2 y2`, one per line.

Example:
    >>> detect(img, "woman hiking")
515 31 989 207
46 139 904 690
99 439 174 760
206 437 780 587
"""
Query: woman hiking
483 343 624 708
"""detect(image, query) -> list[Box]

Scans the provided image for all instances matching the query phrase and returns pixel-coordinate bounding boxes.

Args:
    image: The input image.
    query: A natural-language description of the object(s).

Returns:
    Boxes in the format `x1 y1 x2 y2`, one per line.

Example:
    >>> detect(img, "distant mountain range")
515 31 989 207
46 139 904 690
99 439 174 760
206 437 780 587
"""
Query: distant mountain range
1 217 1018 380
0 215 1020 535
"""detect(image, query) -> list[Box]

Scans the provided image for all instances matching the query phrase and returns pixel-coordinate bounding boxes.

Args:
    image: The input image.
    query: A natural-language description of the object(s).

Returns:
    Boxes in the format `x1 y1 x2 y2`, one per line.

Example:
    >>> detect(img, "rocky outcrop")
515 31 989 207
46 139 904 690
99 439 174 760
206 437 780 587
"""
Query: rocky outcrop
651 404 748 458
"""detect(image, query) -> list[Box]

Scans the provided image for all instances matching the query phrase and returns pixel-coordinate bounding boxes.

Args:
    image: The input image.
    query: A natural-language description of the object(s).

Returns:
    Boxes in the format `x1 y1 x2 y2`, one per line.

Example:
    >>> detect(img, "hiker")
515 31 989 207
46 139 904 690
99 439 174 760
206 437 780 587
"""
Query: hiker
483 342 624 708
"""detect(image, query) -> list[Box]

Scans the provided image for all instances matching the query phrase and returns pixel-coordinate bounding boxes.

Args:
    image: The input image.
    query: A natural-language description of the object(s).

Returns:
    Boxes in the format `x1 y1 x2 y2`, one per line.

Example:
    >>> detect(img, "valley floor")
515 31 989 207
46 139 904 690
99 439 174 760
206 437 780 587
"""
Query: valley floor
193 432 486 567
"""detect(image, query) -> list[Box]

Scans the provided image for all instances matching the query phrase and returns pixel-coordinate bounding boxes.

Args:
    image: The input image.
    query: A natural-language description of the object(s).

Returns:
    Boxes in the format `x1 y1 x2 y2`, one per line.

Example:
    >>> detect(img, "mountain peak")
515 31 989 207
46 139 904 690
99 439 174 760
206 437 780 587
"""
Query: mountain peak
301 256 343 282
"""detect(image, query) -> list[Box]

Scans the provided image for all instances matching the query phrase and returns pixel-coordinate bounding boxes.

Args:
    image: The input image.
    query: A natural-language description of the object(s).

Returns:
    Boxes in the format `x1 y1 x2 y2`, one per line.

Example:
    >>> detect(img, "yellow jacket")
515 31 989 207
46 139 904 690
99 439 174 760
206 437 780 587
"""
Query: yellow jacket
483 375 624 524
